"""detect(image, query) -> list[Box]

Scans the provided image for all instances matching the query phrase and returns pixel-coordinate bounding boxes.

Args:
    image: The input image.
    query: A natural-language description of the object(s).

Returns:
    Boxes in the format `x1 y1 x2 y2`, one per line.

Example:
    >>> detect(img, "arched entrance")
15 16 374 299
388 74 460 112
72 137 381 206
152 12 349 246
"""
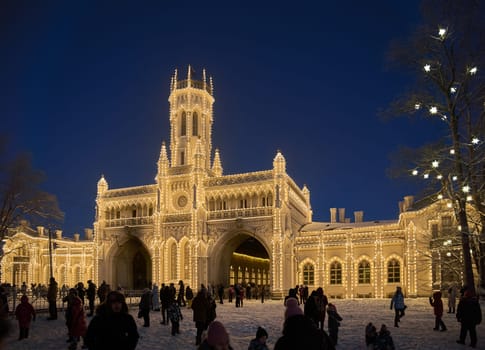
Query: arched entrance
112 238 151 289
210 233 270 289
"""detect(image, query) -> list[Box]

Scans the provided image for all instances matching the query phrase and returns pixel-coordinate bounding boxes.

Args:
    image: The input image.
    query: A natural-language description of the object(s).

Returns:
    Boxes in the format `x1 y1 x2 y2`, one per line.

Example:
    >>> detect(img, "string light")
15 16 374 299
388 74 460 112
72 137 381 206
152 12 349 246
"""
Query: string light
471 137 480 145
432 160 439 168
424 173 429 179
452 176 458 181
450 87 457 94
462 185 470 193
450 149 455 155
446 202 453 208
466 195 473 202
438 28 447 37
436 175 443 180
429 106 438 114
468 66 478 75
412 169 418 176
424 64 431 72
437 194 443 199
414 103 421 110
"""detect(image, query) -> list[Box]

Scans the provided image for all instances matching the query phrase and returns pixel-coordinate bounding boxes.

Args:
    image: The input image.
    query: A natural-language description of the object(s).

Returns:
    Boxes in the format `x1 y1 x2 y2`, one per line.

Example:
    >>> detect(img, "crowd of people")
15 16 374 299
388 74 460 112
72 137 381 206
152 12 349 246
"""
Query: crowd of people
0 280 482 349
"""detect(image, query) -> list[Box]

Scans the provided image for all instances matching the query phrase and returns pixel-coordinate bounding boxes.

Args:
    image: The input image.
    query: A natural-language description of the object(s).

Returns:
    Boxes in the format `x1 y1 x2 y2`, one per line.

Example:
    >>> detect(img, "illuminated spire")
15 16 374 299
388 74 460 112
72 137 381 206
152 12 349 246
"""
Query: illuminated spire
97 174 108 194
212 148 223 176
273 150 286 174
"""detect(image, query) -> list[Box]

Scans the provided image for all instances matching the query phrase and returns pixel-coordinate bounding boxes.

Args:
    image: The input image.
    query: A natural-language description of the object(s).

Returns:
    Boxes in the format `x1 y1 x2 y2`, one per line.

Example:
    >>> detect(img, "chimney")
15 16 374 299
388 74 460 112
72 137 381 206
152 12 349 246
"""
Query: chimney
330 208 337 223
403 195 414 212
398 201 404 214
55 230 62 239
338 208 345 223
354 211 364 223
37 226 45 236
73 233 80 242
84 228 93 241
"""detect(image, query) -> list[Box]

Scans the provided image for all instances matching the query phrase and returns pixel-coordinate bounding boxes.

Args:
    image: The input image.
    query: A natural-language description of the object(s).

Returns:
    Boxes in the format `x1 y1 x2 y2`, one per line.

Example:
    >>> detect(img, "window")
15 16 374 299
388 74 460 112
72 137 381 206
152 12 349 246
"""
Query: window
170 242 177 280
442 216 452 227
192 112 198 136
132 209 136 218
183 243 190 280
387 259 400 283
149 206 153 216
181 112 187 136
431 223 438 238
329 261 342 285
303 263 314 285
180 151 185 165
358 260 371 284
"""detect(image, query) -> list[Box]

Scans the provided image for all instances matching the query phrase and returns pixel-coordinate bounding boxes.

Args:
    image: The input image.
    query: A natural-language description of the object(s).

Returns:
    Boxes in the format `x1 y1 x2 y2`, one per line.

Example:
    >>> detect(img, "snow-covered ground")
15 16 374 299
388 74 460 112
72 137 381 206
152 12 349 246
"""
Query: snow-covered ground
3 298 485 350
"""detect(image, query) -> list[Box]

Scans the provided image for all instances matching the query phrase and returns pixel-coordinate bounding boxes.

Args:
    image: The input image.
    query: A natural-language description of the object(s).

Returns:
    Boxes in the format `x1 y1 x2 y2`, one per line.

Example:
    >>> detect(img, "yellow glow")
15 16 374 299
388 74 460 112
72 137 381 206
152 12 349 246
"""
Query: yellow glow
437 194 443 199
446 202 452 208
466 195 472 202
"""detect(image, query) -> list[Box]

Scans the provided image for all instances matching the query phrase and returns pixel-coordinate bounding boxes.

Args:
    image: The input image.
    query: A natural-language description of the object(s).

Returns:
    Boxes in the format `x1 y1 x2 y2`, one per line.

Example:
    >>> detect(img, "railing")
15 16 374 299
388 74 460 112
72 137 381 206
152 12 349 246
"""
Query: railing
208 207 273 220
105 217 154 227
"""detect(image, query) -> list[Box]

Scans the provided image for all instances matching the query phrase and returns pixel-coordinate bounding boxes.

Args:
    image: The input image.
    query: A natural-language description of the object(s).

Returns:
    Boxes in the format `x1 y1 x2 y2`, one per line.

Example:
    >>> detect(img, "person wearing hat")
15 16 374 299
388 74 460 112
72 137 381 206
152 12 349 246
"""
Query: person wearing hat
198 320 233 350
248 326 269 350
138 288 152 327
86 280 96 317
275 297 335 350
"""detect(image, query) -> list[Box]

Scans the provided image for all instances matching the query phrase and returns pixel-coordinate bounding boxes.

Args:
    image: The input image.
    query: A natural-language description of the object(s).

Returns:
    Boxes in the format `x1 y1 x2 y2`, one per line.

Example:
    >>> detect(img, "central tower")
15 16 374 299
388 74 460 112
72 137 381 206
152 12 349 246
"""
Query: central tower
168 66 215 170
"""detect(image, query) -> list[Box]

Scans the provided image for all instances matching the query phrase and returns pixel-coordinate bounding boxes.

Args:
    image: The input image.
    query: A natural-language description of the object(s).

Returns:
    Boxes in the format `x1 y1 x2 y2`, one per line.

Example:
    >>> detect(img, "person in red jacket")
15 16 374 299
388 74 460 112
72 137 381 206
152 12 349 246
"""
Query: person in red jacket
15 294 36 340
429 291 447 332
67 292 87 350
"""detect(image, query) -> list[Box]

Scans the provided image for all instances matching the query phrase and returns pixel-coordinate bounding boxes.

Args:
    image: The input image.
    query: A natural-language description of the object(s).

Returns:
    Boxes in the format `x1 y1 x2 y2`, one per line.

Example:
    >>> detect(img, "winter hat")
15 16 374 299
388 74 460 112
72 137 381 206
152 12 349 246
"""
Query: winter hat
256 326 268 339
284 297 303 319
207 321 230 347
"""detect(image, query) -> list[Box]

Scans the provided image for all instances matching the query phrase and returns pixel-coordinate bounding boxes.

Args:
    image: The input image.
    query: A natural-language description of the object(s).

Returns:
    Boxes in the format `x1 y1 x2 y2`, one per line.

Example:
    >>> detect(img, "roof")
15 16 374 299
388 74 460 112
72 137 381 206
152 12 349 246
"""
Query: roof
300 220 398 232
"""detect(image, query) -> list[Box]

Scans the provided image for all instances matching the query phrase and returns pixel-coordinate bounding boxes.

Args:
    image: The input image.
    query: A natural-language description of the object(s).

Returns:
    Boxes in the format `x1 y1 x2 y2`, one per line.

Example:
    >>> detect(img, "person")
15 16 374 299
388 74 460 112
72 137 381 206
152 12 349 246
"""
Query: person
0 287 8 318
218 284 224 304
429 291 447 331
198 320 233 350
178 280 186 307
167 297 183 336
96 281 108 304
192 289 211 346
152 284 160 311
456 290 482 348
160 284 171 325
260 285 265 304
15 294 35 340
66 289 87 350
248 326 269 350
365 322 377 350
275 296 334 350
47 277 58 320
84 290 139 350
316 287 329 330
76 282 86 306
375 324 395 350
390 286 405 327
327 303 343 346
448 285 457 313
138 288 151 327
186 285 194 308
228 285 234 303
304 290 320 326
86 280 96 317
63 288 79 343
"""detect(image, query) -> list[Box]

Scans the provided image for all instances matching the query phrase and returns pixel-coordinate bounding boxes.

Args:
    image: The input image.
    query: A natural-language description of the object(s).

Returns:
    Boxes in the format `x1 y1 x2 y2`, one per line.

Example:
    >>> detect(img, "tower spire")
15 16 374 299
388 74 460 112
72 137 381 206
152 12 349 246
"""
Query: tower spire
212 148 223 176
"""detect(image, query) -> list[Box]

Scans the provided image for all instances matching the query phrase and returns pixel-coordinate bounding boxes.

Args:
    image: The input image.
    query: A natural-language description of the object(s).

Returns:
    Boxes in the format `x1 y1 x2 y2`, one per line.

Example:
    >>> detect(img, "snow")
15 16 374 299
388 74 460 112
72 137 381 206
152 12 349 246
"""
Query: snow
4 298 485 349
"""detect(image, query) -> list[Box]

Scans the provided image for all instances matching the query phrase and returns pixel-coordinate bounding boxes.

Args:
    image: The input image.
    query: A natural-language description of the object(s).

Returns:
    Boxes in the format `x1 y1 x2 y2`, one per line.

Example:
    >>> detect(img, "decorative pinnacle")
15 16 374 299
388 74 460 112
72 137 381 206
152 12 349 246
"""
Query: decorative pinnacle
188 64 192 81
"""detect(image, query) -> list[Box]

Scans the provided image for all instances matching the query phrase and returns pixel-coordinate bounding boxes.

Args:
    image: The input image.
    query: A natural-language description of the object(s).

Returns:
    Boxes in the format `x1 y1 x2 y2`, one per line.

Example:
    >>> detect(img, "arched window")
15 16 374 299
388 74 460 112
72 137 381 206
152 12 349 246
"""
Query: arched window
181 112 187 136
303 263 314 285
387 259 400 283
329 261 342 285
170 242 177 280
183 243 190 280
229 266 235 285
192 112 198 136
358 260 371 284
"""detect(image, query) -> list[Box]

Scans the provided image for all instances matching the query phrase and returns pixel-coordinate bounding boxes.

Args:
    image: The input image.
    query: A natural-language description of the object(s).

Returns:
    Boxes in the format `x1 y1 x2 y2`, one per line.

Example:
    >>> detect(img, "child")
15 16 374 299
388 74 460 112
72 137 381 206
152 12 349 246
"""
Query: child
167 298 183 335
15 295 36 340
429 291 447 331
365 322 377 350
248 326 269 350
375 324 395 350
326 302 343 346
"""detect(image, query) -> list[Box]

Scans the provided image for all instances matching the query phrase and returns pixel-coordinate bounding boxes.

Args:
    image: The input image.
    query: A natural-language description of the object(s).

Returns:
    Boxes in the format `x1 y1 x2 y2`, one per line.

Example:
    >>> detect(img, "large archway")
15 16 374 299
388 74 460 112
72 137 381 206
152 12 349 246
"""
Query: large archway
112 238 151 290
210 233 270 289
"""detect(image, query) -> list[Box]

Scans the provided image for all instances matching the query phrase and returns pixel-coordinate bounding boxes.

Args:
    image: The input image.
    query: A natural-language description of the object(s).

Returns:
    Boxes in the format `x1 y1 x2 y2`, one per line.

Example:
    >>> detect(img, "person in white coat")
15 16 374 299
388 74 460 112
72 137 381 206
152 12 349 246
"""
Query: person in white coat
152 284 160 311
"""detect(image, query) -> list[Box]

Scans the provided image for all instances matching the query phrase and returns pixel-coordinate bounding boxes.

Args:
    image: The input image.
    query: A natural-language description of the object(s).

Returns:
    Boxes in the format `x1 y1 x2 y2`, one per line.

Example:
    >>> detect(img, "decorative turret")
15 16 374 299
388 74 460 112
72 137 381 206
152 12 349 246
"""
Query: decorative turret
97 175 108 195
212 149 223 176
168 66 215 170
193 139 205 170
157 141 169 177
302 184 310 204
273 150 286 175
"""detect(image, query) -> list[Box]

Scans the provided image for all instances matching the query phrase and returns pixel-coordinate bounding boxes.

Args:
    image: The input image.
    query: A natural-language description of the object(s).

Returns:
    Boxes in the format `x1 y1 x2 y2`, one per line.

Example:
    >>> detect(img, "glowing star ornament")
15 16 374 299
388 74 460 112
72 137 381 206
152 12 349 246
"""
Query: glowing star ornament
432 160 439 168
450 87 457 94
472 137 480 145
412 169 418 176
462 185 470 193
450 149 455 155
424 64 431 72
469 66 478 75
467 195 473 202
414 103 421 110
452 176 458 181
429 106 438 114
424 173 429 179
438 194 443 199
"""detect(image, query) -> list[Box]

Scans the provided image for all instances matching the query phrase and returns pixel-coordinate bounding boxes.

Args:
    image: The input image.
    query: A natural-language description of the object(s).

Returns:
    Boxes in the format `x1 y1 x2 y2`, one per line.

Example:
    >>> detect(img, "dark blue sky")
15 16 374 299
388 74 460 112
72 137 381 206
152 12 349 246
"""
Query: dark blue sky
1 1 446 236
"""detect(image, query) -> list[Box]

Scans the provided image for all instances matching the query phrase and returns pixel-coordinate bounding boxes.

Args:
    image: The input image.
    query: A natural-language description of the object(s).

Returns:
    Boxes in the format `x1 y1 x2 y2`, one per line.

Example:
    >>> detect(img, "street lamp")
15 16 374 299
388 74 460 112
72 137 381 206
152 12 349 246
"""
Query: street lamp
48 228 54 279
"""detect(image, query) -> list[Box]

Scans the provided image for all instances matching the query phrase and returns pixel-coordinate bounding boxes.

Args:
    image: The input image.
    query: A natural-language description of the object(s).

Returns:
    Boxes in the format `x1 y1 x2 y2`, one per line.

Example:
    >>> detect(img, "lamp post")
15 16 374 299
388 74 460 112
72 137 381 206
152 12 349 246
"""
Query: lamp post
48 228 54 279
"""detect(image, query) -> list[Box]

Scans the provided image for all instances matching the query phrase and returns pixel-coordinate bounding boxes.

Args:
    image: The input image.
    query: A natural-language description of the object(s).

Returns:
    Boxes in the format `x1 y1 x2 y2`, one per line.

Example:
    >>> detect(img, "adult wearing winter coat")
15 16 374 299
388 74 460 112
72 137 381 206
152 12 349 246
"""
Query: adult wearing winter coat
326 303 343 346
191 289 211 346
67 294 87 350
15 294 36 340
186 285 194 308
86 280 96 317
160 285 171 325
178 280 186 307
84 291 139 350
390 286 406 327
138 288 152 327
429 291 446 331
456 290 482 348
47 277 58 320
151 284 160 311
448 285 457 313
304 290 320 327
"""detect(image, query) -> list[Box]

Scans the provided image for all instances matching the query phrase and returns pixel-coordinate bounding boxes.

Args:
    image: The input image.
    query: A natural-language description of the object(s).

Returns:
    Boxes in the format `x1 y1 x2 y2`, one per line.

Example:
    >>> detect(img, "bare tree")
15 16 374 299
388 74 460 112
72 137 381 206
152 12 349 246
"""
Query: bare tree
384 0 485 294
0 137 64 244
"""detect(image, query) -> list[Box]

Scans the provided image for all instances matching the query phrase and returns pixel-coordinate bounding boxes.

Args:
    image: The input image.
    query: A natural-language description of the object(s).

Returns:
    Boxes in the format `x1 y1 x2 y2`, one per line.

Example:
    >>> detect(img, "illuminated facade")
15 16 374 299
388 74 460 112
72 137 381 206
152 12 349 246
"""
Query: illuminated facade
1 68 463 298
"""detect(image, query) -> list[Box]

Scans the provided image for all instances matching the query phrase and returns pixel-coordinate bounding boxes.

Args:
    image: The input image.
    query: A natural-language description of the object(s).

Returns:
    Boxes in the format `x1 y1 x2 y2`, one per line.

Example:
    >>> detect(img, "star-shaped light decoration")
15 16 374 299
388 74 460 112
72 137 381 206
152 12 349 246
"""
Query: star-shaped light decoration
450 149 455 155
450 87 457 94
469 66 478 75
424 173 429 179
462 185 470 193
414 103 421 110
471 137 480 145
424 64 431 72
452 175 458 181
438 28 447 37
412 169 418 176
429 106 438 114
432 160 439 168
437 175 443 180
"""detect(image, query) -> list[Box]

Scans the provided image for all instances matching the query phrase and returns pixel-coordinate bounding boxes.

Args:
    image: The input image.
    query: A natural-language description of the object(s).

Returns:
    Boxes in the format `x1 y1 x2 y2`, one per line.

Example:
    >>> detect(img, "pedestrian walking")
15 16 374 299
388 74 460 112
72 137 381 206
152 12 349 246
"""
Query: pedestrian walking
327 303 343 346
456 290 482 348
138 288 151 327
429 291 447 331
47 277 58 320
390 286 406 327
167 298 183 336
15 295 35 340
448 285 457 313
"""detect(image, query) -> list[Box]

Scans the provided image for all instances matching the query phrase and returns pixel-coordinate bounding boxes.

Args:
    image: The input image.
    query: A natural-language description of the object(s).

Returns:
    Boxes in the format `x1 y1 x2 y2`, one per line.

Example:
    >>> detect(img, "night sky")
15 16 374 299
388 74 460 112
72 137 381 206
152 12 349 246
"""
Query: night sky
1 1 447 236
